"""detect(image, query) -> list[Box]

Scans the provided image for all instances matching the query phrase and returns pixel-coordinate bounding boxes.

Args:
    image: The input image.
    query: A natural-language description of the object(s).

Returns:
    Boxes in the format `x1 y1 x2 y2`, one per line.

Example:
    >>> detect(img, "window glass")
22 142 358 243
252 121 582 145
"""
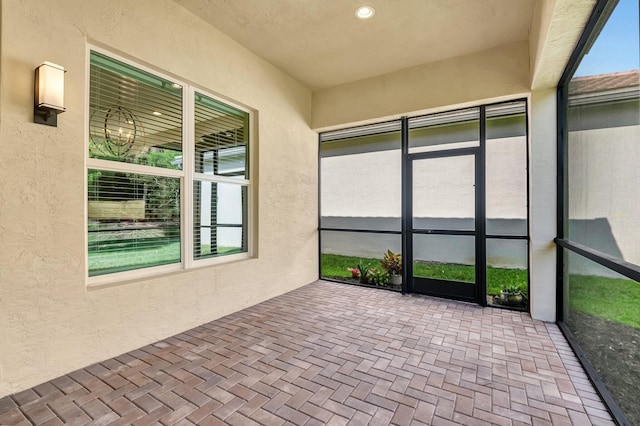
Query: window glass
89 51 182 166
87 50 251 279
412 234 475 283
320 230 402 289
408 108 479 153
412 155 475 231
566 1 640 265
194 93 249 179
193 181 247 259
320 129 402 231
561 1 639 423
486 102 528 236
564 250 640 425
88 169 181 276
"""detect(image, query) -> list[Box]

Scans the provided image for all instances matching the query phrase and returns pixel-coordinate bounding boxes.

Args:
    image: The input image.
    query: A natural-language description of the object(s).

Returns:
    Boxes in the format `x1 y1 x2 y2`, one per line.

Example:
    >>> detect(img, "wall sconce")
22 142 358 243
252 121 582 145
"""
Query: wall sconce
34 62 66 127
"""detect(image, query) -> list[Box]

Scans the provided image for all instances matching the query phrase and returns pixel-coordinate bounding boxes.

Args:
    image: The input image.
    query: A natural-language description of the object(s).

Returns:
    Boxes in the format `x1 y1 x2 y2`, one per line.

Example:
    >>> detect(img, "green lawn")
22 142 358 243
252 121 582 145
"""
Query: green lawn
321 254 640 328
321 253 528 296
569 274 640 328
89 240 243 276
89 240 181 276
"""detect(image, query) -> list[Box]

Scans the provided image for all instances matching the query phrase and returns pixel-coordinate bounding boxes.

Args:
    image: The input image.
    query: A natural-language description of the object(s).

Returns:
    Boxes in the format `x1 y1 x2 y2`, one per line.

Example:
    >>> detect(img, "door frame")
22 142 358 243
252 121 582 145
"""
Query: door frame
401 108 487 305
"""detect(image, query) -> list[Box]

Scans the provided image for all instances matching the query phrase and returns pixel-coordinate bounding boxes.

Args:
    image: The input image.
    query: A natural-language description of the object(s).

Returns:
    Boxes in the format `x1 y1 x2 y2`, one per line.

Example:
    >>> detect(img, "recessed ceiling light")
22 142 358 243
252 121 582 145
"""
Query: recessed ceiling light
355 6 375 19
152 111 163 116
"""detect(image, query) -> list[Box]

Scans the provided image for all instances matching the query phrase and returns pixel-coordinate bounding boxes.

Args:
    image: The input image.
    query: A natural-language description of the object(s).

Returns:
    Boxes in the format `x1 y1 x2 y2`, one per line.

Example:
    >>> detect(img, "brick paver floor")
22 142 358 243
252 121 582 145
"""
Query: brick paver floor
0 280 615 425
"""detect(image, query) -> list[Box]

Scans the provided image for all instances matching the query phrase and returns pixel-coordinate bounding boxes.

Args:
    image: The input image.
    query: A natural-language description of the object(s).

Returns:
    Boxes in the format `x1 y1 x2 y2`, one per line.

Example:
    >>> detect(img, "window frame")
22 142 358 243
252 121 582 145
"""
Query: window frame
86 46 253 287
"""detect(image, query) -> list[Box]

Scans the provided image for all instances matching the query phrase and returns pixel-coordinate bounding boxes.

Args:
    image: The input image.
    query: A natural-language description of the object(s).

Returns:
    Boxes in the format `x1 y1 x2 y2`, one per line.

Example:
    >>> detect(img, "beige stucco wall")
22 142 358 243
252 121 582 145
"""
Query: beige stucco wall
311 41 530 130
0 0 318 397
529 89 558 322
569 125 640 265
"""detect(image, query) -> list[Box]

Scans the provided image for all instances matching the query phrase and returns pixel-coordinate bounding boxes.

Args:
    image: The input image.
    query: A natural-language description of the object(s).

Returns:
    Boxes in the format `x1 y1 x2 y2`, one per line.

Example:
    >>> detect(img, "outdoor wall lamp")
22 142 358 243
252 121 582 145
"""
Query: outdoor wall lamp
34 62 66 127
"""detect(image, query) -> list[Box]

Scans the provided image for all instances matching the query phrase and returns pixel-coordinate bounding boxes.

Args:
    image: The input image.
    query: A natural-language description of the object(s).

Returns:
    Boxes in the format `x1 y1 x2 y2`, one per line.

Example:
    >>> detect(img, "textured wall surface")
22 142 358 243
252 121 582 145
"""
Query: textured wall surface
0 0 318 397
529 89 558 322
311 41 530 130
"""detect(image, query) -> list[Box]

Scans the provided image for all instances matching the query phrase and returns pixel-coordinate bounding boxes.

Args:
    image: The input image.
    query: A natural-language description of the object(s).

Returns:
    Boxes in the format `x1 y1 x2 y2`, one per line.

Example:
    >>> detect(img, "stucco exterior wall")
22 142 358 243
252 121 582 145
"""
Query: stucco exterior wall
0 0 317 397
530 89 558 322
568 124 640 267
311 41 530 130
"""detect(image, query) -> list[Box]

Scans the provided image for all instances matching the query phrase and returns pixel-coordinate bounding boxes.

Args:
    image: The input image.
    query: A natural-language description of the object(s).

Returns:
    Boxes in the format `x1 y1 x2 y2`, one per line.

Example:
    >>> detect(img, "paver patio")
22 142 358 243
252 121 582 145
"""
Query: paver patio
0 280 614 425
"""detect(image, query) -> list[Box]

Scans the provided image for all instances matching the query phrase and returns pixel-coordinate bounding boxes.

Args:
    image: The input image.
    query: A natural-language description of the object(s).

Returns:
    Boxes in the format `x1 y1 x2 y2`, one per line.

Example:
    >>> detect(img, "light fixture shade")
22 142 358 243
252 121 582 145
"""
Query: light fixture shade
34 61 65 126
36 62 65 110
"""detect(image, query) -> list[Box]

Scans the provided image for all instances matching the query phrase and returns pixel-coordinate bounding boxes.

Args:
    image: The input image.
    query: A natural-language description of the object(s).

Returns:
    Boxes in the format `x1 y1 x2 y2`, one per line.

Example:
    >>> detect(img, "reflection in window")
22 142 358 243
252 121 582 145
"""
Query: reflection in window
88 170 181 276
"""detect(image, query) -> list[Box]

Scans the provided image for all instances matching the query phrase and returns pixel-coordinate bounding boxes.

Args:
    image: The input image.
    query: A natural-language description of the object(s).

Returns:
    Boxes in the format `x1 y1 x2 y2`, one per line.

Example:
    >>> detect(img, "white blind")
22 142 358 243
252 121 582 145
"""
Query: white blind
89 51 183 166
88 169 181 276
192 92 249 260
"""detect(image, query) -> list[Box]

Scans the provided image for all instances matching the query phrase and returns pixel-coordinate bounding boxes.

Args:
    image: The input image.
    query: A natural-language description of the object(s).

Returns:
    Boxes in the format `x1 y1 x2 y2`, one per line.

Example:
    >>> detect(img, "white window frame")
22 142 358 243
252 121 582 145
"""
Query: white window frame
86 46 253 288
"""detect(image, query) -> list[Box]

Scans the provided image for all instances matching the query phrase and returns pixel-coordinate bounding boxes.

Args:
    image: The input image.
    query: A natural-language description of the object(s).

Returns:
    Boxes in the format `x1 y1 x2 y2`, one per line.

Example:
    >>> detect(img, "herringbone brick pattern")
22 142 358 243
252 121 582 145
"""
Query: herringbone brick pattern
0 281 615 425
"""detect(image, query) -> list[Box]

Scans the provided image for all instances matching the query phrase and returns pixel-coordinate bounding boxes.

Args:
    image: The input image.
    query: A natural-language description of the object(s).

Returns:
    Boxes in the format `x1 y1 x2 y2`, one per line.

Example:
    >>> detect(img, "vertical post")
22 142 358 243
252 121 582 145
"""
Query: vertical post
477 107 487 306
401 116 411 295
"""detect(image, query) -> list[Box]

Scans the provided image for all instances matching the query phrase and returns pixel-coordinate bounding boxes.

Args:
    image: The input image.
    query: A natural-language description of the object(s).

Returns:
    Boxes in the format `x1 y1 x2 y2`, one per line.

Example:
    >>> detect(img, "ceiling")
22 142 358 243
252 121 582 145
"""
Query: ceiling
173 0 535 91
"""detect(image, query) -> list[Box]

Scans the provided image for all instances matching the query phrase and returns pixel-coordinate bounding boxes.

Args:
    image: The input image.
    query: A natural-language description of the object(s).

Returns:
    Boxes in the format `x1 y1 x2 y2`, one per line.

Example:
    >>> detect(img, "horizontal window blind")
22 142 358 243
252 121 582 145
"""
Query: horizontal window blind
87 49 252 279
193 181 247 260
89 51 183 165
88 169 181 276
194 92 249 179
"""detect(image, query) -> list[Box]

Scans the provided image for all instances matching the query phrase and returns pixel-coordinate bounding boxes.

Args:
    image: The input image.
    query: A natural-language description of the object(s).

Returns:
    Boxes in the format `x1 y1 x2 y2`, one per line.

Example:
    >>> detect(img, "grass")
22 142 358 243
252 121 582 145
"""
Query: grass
569 274 640 329
321 253 528 296
89 240 181 276
89 241 243 276
321 254 640 328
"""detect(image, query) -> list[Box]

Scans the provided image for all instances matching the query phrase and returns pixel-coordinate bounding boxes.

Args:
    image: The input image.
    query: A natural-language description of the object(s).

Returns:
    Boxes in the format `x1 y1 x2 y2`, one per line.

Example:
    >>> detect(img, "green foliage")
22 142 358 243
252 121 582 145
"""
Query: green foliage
380 250 402 275
133 149 181 169
357 262 371 284
569 274 640 328
368 268 389 286
321 254 528 297
501 284 524 294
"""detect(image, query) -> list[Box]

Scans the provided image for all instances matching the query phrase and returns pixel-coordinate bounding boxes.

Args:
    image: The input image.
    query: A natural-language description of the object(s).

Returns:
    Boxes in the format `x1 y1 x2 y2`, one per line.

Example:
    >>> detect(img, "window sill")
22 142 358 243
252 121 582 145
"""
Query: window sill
87 252 252 290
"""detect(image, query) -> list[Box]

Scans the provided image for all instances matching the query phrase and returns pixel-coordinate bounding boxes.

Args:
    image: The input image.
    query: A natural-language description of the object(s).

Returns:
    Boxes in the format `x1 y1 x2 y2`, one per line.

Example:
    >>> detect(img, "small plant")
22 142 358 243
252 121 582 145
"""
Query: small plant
501 284 523 294
357 262 371 284
347 267 360 279
368 268 389 286
499 283 525 306
380 250 402 276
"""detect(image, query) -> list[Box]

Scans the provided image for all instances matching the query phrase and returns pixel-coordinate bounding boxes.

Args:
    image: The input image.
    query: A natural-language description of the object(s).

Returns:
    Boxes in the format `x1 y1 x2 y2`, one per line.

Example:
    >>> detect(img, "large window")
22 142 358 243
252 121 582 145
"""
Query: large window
557 0 639 424
87 50 251 282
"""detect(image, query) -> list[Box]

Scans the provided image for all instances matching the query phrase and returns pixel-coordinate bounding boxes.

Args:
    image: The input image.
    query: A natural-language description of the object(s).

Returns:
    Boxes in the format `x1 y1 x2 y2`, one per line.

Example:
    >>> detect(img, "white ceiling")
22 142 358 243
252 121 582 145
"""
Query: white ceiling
174 0 535 91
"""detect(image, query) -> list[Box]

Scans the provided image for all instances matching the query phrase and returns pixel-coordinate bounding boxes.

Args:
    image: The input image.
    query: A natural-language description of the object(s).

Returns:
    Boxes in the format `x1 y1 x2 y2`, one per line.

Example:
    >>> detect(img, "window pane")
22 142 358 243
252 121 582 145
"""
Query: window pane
89 51 182 166
88 169 181 276
194 92 249 179
412 155 475 231
486 238 528 309
486 102 528 236
412 234 475 283
193 181 247 259
566 1 640 265
408 108 479 153
320 129 401 230
564 250 640 425
320 230 402 289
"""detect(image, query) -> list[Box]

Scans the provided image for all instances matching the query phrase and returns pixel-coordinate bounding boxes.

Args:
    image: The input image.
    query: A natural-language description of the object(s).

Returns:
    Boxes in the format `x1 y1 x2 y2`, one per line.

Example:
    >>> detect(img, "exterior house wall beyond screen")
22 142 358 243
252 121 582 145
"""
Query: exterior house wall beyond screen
0 0 318 397
567 100 640 274
321 135 528 269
